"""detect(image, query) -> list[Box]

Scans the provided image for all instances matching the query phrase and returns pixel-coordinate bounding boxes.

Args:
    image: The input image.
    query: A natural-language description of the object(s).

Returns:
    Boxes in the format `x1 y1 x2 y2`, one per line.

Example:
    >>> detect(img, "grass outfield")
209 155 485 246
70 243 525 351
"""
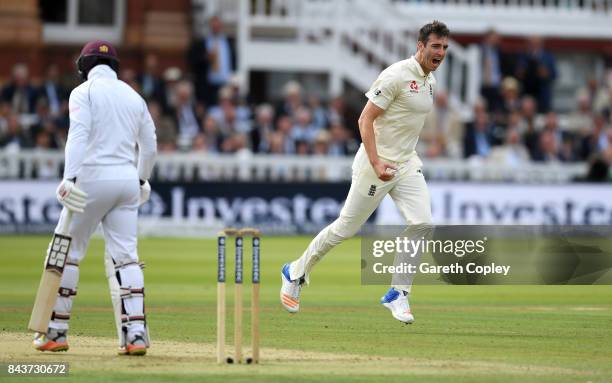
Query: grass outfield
1 235 611 382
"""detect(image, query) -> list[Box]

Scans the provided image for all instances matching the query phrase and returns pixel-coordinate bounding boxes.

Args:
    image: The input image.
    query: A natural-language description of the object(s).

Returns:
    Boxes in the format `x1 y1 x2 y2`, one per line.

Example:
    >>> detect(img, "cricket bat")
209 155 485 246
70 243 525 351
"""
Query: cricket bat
28 210 73 333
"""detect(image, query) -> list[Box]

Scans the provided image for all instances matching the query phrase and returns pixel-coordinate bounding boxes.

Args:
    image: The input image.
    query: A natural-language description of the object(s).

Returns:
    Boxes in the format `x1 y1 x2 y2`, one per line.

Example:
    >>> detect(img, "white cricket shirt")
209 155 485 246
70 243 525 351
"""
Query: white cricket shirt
64 65 157 181
365 56 435 163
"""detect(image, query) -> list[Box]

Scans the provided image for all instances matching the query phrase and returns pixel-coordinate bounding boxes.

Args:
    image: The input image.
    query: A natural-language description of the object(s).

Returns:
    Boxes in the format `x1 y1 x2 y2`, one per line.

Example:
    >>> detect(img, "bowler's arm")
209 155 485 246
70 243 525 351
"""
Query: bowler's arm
358 101 396 181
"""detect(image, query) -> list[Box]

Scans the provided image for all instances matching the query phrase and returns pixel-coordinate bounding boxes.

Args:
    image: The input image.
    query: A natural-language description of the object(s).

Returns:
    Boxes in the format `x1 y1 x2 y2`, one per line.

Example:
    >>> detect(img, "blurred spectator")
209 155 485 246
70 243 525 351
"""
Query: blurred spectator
534 130 560 162
579 113 608 160
38 64 67 117
0 102 11 133
0 114 32 150
32 130 60 179
276 81 304 120
327 95 345 125
31 117 61 150
422 90 463 158
222 133 251 155
593 69 612 117
1 64 39 114
463 100 496 158
148 100 177 151
192 133 209 153
518 96 541 159
120 68 140 93
566 89 593 134
313 130 330 155
488 127 530 167
170 80 201 149
268 132 286 154
205 16 235 106
515 36 557 113
202 115 222 152
559 135 578 162
274 115 295 153
187 27 209 104
250 103 274 153
291 107 320 144
138 53 168 112
329 122 357 156
494 77 521 126
307 95 328 130
539 112 575 161
480 29 503 112
208 86 250 134
295 140 310 155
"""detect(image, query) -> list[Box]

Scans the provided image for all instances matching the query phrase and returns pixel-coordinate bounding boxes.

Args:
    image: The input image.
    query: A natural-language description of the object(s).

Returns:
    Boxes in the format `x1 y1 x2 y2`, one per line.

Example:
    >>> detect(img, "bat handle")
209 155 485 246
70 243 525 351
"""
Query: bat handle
58 209 73 236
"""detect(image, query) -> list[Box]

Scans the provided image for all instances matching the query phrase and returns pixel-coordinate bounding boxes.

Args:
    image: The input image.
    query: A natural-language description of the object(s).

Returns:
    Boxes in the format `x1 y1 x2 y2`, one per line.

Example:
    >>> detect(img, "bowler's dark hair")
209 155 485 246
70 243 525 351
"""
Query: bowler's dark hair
418 21 450 45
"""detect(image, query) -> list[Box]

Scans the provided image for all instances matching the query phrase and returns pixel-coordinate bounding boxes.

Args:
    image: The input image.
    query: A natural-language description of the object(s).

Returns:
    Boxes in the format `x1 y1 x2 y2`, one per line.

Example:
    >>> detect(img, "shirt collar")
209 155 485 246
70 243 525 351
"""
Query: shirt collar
409 56 429 79
88 65 117 80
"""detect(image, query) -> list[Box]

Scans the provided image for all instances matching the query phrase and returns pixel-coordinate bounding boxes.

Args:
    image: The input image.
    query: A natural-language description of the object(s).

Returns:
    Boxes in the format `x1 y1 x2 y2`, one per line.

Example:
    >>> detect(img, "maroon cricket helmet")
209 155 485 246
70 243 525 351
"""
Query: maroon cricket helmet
76 40 120 80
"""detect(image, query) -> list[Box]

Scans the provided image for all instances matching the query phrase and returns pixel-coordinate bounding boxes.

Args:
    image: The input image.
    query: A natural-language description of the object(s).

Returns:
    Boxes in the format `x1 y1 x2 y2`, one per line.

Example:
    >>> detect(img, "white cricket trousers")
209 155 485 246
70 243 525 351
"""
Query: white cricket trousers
49 165 144 333
289 145 433 292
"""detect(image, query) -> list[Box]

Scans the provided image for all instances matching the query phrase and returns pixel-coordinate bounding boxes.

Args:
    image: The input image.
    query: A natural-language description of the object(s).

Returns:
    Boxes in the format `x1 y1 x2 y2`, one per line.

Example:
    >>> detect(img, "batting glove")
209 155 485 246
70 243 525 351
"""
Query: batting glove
139 180 151 206
56 179 88 213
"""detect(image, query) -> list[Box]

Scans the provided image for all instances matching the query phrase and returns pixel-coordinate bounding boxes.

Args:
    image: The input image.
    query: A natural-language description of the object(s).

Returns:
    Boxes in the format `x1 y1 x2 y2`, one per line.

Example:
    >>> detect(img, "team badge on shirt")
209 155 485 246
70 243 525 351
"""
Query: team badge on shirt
409 80 419 93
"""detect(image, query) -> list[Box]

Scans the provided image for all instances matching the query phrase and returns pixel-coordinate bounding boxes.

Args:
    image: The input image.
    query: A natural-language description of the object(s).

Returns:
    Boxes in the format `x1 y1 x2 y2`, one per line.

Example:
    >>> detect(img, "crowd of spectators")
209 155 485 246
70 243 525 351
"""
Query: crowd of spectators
420 30 612 179
1 22 611 177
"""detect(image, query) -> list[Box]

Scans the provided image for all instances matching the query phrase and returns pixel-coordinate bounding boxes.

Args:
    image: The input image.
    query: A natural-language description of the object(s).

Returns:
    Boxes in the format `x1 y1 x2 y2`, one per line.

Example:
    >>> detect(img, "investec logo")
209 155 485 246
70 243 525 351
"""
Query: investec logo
168 187 344 224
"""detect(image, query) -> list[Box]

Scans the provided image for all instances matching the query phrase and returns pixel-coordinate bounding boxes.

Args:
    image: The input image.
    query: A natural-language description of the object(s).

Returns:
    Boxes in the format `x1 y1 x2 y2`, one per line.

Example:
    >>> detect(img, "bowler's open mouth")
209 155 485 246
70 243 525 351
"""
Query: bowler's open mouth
432 58 442 65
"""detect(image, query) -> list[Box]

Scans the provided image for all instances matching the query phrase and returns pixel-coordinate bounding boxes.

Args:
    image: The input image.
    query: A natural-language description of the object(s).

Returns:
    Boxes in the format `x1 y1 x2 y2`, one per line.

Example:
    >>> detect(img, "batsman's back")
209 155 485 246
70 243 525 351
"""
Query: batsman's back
69 65 155 173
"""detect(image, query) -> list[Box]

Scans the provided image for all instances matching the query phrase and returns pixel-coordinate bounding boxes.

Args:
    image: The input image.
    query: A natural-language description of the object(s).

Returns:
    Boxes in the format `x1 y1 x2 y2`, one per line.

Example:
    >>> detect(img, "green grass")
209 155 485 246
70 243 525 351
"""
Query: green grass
1 235 611 382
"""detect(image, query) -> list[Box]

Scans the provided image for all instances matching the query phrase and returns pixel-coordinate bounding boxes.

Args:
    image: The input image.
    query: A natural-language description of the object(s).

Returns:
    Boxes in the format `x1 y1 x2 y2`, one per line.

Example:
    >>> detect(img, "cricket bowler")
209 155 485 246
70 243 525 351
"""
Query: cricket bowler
32 40 157 355
281 21 449 324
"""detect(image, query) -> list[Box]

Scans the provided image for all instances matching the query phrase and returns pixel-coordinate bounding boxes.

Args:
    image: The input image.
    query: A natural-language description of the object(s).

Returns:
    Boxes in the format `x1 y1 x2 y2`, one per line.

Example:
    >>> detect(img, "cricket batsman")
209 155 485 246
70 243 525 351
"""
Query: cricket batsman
33 40 157 355
281 21 449 324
